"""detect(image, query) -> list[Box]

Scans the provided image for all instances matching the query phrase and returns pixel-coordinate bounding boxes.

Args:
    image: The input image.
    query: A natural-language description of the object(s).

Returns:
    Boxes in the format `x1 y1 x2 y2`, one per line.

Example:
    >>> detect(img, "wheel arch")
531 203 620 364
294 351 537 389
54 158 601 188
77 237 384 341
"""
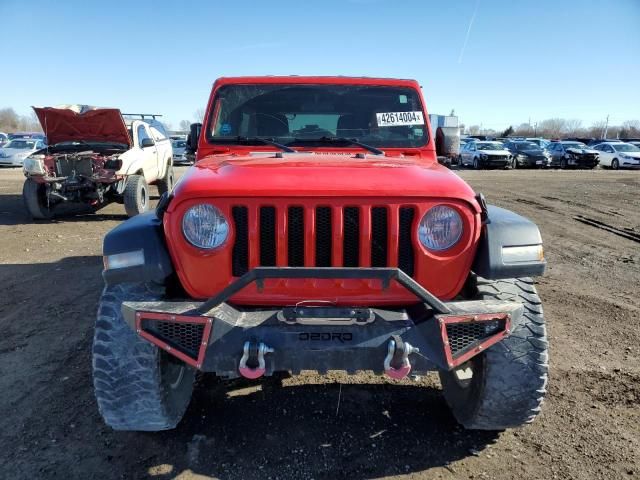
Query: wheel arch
102 212 175 286
472 205 546 279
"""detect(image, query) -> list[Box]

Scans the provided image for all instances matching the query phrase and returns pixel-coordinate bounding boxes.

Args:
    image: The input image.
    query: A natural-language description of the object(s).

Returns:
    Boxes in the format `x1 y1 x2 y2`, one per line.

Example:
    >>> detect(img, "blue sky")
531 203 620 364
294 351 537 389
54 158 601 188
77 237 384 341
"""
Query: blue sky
1 0 638 131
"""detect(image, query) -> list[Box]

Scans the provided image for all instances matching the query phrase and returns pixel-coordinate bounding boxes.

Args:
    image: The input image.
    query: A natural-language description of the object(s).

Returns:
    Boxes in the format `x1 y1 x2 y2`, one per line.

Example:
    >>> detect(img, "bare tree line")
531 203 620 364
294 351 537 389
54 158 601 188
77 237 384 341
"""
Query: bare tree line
0 106 207 134
4 104 638 140
464 119 640 139
0 108 42 133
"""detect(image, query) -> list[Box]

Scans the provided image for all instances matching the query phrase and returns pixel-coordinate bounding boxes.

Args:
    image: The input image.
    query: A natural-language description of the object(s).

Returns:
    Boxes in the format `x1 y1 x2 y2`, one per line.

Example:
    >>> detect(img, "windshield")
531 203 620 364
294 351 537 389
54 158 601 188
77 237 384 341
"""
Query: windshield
516 142 539 150
563 142 587 149
206 84 428 148
173 141 186 148
4 140 35 149
613 143 640 152
477 142 504 150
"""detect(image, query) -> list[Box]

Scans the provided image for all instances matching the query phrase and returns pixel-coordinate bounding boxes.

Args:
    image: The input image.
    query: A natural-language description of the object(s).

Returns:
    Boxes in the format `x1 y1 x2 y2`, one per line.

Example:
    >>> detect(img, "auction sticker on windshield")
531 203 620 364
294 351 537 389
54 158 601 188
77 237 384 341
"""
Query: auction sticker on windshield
376 111 424 127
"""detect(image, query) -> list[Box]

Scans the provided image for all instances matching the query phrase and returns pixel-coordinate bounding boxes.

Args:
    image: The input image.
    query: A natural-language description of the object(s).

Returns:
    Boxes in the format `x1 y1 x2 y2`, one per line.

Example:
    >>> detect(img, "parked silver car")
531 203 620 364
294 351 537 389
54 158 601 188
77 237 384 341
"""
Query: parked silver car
0 138 46 167
171 139 192 165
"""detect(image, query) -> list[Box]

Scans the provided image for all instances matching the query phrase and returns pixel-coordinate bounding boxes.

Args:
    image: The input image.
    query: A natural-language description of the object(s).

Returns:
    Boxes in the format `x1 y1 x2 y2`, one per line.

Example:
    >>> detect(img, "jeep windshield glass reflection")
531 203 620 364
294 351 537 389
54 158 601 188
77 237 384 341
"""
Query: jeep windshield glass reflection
206 84 428 148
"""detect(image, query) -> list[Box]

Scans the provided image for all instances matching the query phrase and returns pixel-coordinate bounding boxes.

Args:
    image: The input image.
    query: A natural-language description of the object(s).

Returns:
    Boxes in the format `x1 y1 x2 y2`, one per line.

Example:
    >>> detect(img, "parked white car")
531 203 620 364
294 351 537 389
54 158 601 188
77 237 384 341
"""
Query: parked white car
459 141 512 169
591 142 640 169
0 138 47 167
22 105 174 219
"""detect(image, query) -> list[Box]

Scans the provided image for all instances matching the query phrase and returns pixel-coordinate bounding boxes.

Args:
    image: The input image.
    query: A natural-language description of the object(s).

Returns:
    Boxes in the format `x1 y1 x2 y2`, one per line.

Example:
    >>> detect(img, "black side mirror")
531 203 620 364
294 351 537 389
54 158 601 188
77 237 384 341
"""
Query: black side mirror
141 138 155 148
187 123 202 153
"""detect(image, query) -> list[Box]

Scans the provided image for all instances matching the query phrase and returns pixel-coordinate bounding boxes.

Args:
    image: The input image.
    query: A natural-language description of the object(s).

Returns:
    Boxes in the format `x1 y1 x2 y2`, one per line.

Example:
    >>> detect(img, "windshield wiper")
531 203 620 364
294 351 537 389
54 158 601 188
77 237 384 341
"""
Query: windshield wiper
289 136 384 155
213 135 296 153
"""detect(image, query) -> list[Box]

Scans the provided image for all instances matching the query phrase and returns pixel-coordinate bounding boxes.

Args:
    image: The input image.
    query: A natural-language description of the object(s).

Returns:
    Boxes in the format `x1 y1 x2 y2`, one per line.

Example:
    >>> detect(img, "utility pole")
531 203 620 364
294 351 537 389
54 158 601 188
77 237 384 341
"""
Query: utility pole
534 122 537 137
603 114 609 139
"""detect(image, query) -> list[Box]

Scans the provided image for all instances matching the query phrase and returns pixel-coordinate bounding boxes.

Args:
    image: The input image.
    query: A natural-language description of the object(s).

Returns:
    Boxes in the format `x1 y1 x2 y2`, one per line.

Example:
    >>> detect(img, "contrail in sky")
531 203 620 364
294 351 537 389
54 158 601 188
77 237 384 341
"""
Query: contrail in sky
458 0 480 64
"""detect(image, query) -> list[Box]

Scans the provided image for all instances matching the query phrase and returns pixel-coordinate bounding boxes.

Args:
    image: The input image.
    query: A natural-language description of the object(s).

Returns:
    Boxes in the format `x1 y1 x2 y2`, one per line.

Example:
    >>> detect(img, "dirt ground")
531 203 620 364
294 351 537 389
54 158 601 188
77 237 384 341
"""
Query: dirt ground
0 166 638 480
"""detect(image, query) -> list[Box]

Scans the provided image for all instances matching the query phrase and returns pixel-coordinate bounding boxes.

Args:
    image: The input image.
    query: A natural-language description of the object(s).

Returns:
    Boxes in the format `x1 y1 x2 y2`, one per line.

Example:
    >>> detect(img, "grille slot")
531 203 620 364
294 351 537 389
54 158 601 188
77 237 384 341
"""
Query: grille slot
315 207 332 267
141 320 204 359
231 206 249 277
288 207 305 266
398 207 415 276
229 203 416 275
259 207 276 267
371 207 388 267
446 321 501 357
343 207 360 267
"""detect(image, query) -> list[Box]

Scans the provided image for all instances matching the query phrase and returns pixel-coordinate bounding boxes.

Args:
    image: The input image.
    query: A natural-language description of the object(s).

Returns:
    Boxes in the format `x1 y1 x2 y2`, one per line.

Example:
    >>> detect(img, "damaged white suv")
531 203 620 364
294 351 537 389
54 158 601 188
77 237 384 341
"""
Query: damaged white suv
22 105 174 219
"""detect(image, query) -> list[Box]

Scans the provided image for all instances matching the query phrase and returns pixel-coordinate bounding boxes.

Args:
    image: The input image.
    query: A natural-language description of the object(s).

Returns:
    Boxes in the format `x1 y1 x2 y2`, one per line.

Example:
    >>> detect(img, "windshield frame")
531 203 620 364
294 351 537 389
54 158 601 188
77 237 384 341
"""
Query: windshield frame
204 82 430 150
476 142 505 151
515 142 540 151
4 140 36 149
562 142 587 149
612 143 640 152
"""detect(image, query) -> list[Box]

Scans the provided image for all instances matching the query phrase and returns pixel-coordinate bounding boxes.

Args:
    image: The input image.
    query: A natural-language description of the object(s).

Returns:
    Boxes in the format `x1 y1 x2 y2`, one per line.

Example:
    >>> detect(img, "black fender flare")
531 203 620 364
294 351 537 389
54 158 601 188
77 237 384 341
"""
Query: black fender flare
102 212 174 286
472 205 546 279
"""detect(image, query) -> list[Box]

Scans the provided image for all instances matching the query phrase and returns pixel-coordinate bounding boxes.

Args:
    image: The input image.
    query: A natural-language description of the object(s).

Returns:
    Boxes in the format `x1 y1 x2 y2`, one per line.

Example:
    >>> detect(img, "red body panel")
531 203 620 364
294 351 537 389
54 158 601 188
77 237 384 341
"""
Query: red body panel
165 76 483 305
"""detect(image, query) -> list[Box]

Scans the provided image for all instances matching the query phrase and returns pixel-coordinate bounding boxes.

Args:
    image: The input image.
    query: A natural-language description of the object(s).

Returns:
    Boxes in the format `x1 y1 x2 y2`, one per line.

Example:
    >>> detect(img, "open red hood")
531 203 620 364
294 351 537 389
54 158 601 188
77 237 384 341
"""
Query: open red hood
32 105 131 147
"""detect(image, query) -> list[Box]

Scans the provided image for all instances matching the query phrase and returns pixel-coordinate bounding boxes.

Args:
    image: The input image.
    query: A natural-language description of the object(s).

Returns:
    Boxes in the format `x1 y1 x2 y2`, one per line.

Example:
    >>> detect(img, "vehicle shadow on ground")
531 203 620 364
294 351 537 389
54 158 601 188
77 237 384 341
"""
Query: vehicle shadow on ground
140 377 500 479
0 193 129 225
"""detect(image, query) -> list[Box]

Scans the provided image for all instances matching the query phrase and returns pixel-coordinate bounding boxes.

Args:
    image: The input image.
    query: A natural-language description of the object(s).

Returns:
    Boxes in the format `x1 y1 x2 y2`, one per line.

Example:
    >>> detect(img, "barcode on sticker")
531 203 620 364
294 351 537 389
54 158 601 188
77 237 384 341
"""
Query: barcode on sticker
376 111 424 127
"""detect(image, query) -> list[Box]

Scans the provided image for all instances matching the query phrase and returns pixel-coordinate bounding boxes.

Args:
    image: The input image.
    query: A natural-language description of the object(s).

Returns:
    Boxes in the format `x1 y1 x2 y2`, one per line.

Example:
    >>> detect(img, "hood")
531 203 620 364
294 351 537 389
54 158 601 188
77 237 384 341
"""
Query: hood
478 149 510 155
171 153 478 204
32 105 131 147
518 149 545 156
0 147 34 158
566 147 597 155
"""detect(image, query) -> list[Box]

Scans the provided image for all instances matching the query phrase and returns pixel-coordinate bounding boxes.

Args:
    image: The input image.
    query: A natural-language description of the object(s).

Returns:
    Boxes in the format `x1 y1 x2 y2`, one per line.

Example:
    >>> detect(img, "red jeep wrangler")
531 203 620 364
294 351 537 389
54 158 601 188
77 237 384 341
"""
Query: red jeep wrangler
93 76 548 432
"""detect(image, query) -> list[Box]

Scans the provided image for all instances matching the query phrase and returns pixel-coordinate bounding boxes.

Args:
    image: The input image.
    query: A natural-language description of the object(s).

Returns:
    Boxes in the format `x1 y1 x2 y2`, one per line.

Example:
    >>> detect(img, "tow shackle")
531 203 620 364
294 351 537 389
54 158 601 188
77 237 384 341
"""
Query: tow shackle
384 336 419 380
238 341 274 379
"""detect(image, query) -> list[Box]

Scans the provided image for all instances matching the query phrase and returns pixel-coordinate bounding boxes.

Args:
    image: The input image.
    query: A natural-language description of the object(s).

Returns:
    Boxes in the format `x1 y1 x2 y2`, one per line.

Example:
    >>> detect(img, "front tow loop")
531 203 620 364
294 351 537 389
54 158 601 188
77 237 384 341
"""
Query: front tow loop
238 341 274 379
384 335 419 380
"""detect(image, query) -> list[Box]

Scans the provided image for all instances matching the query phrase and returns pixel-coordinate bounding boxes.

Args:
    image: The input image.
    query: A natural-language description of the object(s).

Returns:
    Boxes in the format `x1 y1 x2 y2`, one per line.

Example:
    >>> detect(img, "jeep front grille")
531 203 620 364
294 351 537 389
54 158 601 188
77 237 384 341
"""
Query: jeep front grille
231 203 416 276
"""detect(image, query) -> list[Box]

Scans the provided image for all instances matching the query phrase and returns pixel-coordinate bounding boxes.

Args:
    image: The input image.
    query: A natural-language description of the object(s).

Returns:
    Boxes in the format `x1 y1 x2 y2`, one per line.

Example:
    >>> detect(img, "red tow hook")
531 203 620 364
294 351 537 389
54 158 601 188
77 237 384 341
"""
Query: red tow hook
238 341 274 379
384 336 419 380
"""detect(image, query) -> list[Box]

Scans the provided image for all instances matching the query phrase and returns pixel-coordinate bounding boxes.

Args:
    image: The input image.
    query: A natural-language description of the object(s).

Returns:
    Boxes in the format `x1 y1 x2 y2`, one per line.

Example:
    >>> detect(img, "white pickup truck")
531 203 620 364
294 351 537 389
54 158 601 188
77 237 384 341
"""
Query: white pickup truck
22 105 174 219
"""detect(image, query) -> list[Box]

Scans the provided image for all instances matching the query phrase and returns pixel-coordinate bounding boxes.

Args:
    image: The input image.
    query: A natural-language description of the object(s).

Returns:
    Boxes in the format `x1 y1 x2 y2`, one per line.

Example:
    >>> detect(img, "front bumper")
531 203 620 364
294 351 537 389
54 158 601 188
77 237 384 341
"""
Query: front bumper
568 156 599 168
122 268 521 379
479 158 510 168
621 160 640 169
0 157 24 166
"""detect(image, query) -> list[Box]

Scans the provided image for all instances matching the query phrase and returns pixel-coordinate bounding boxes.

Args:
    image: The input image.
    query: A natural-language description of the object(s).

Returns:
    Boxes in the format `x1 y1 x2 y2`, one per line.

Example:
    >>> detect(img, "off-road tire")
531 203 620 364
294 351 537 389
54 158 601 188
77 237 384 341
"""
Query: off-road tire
123 174 149 217
92 283 195 431
611 158 619 170
156 164 174 196
22 178 54 219
439 277 549 430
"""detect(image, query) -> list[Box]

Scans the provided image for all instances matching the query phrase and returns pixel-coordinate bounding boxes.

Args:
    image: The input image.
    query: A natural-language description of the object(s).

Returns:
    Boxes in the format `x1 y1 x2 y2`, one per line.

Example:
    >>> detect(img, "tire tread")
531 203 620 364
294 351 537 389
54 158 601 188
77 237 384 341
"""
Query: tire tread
92 283 193 431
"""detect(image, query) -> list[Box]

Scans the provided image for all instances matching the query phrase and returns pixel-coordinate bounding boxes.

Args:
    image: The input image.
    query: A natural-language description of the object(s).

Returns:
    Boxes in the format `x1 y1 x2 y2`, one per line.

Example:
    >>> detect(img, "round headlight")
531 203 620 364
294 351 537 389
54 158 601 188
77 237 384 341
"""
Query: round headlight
182 204 229 249
418 205 463 251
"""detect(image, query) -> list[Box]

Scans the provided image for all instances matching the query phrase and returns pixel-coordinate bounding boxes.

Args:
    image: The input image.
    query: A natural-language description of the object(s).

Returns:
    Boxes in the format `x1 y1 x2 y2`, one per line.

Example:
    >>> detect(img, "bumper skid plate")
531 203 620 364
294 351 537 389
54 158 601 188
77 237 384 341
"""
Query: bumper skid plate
122 268 520 379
